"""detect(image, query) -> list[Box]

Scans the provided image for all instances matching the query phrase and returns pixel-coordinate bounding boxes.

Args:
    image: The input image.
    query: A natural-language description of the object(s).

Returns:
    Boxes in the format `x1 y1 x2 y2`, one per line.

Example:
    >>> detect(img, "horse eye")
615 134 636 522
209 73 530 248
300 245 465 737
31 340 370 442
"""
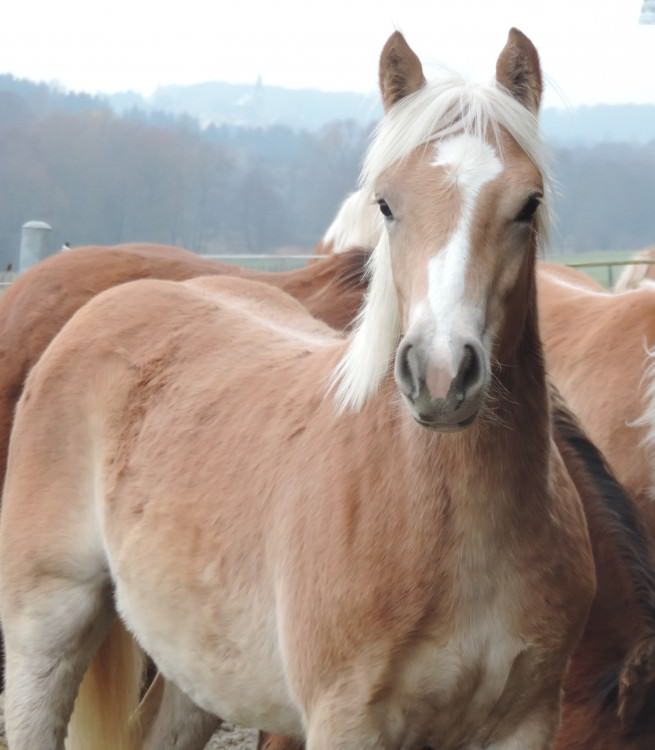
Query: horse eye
377 199 394 220
514 194 542 224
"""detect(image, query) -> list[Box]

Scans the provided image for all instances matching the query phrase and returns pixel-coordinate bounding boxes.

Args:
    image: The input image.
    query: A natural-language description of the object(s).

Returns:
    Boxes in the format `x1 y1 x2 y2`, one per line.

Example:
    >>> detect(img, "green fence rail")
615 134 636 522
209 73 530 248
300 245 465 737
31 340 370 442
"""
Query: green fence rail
1 255 654 293
564 259 655 288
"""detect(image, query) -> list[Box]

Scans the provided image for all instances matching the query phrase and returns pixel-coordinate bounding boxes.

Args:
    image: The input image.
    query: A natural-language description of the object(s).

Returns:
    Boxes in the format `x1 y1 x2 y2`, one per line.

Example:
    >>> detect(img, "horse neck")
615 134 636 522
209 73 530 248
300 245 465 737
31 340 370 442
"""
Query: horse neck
385 276 550 521
472 264 549 468
494 275 549 448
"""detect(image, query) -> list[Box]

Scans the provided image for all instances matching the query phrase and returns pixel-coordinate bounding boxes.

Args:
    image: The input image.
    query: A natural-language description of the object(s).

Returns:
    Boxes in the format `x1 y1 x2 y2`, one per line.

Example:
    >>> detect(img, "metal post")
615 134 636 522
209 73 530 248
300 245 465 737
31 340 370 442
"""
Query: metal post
19 221 52 273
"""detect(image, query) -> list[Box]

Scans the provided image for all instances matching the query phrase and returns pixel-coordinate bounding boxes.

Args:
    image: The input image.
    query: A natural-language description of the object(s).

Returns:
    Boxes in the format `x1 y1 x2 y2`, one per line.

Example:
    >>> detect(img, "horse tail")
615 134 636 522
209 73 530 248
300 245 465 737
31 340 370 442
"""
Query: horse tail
66 618 145 750
550 381 655 734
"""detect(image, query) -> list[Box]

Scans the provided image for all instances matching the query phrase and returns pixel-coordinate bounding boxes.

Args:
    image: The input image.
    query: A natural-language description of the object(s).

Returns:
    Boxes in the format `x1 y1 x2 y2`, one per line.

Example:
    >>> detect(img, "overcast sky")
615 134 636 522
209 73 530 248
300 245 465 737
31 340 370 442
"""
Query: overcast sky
1 0 653 108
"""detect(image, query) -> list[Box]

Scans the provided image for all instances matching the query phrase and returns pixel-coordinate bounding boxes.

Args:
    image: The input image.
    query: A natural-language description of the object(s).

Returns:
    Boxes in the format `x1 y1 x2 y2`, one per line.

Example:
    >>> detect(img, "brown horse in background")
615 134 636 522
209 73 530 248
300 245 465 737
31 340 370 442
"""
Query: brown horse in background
537 264 655 511
0 243 367 485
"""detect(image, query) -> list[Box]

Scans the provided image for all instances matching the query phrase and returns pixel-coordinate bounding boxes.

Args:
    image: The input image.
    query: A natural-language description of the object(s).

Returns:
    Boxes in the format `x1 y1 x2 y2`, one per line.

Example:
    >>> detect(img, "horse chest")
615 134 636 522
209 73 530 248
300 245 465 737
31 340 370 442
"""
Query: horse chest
395 590 527 746
411 610 522 698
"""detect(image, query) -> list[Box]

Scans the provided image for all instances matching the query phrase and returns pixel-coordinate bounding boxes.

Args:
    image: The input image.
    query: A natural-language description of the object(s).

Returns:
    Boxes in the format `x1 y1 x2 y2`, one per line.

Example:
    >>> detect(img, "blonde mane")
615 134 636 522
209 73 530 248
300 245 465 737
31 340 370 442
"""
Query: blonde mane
614 247 655 293
330 75 552 412
322 189 383 255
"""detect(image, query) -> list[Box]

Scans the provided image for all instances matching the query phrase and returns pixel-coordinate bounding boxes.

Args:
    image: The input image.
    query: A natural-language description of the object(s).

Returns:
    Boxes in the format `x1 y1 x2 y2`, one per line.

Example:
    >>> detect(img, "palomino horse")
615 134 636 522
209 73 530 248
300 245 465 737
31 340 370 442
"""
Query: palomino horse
0 28 595 750
613 247 655 292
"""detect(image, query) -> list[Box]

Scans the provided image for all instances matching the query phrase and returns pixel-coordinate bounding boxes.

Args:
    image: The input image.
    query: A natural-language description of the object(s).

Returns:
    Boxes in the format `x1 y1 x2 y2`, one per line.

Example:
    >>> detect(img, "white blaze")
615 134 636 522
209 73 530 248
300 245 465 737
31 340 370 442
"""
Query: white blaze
418 134 502 377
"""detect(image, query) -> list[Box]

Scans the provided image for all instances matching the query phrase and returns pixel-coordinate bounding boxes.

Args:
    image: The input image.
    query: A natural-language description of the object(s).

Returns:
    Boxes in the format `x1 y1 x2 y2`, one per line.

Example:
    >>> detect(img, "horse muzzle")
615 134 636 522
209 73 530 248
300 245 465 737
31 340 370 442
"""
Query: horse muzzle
394 337 488 431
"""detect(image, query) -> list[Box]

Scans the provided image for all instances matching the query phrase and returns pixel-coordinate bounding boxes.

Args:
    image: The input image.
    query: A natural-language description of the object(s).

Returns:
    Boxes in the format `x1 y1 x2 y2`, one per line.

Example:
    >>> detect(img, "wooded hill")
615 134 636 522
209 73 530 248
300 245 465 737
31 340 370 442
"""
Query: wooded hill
1 74 654 269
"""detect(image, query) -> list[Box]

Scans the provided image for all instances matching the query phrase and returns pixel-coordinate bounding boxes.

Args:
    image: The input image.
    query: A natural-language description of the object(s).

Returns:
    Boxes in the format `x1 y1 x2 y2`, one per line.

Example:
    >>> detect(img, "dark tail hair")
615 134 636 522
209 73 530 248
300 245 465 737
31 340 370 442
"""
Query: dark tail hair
549 381 655 734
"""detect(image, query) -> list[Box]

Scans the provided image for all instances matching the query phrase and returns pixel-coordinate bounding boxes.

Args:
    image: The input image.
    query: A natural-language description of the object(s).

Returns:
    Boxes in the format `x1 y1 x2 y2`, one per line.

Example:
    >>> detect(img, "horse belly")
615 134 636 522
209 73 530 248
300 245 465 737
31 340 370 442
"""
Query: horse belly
113 574 303 736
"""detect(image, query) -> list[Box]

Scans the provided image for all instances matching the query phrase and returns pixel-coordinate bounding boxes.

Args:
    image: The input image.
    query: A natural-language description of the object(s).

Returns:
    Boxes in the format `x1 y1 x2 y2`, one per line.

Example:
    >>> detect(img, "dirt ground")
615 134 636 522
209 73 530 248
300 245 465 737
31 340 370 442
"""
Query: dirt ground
0 693 258 749
206 724 258 749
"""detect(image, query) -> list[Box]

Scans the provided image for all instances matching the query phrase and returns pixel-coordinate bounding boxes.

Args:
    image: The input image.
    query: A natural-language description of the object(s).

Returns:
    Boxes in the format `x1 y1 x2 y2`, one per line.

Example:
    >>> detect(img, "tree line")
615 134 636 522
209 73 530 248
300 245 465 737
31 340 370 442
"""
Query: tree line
1 74 654 269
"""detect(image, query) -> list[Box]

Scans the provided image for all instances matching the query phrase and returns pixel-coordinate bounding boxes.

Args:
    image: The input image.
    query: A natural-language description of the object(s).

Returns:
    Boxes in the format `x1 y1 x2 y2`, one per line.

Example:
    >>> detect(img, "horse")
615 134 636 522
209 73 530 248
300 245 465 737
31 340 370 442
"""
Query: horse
319 178 655 748
0 242 368 745
613 247 655 292
250 268 655 750
0 242 368 487
310 88 655 750
536 264 655 514
0 28 596 750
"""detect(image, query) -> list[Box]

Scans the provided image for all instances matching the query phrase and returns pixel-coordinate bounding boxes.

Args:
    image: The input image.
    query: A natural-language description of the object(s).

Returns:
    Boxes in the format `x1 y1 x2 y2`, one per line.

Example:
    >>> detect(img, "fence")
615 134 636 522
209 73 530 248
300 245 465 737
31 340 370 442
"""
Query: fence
1 255 654 295
565 259 655 288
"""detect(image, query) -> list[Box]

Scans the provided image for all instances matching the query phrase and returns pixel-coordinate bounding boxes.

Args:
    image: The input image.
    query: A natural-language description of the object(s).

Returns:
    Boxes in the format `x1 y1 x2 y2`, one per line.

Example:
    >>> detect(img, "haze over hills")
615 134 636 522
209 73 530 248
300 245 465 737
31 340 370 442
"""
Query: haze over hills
110 80 382 134
108 79 655 145
0 72 654 271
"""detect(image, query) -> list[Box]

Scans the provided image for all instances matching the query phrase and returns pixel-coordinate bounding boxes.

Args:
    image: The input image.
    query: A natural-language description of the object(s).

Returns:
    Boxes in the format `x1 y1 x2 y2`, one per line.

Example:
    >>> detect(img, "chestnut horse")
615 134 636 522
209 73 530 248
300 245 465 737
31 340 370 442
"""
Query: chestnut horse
0 28 595 750
317 180 655 748
0 243 367 486
537 264 655 511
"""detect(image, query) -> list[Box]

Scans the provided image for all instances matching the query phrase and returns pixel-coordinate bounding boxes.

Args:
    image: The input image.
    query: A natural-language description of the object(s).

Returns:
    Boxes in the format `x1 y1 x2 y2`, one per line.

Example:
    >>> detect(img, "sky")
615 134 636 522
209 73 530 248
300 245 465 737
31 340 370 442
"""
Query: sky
1 0 653 108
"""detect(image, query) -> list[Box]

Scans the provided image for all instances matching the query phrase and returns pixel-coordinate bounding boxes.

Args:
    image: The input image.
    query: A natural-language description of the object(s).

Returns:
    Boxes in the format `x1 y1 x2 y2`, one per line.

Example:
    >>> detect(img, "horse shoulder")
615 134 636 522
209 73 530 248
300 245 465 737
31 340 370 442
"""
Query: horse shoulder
184 275 342 343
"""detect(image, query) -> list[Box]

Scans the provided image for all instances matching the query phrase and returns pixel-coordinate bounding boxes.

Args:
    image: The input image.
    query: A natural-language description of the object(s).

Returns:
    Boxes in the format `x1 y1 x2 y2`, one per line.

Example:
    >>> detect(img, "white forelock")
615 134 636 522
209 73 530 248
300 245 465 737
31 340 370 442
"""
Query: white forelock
361 77 550 197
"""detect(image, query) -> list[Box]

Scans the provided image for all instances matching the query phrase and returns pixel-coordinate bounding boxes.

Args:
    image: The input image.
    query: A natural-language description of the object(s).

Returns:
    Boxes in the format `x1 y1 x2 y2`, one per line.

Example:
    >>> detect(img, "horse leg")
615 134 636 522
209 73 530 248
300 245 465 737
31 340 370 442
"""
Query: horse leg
304 699 394 750
1 576 114 750
489 698 560 750
141 674 220 750
258 732 304 750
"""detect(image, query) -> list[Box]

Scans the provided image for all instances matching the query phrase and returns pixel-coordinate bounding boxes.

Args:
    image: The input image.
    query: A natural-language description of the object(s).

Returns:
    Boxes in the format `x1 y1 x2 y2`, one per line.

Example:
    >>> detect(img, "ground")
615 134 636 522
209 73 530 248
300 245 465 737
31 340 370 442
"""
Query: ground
207 725 258 749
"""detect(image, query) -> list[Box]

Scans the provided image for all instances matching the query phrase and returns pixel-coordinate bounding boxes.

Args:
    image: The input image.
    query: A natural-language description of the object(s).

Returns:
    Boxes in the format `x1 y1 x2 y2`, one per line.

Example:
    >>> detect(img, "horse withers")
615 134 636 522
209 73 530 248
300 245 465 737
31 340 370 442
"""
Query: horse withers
0 28 594 750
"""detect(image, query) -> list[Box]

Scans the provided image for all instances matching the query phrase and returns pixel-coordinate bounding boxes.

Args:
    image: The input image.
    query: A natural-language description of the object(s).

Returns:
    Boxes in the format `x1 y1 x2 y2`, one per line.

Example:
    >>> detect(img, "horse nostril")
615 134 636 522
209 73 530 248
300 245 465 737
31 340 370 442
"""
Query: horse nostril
395 341 421 400
455 344 481 401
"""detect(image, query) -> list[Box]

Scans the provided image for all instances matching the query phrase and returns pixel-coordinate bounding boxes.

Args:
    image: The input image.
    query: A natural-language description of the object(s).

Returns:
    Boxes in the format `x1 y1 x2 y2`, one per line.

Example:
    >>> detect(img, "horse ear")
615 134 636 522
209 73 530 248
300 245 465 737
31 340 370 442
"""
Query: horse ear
379 32 426 112
495 28 542 113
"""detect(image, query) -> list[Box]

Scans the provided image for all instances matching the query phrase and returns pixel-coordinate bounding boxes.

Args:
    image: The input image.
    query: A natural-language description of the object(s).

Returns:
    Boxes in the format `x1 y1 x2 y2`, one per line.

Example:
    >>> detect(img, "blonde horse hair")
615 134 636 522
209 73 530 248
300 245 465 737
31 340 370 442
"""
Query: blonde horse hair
65 619 145 750
321 189 383 255
614 247 655 292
